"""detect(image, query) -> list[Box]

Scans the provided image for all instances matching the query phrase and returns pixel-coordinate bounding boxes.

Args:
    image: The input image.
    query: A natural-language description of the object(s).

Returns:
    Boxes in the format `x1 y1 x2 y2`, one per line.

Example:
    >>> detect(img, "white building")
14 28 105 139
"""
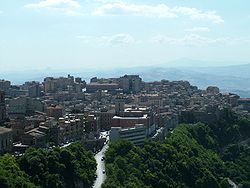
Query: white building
110 124 146 146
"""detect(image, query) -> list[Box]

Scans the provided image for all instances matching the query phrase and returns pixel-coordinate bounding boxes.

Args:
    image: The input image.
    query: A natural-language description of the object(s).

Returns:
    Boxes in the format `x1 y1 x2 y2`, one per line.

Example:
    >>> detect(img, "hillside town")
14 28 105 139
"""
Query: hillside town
0 75 250 154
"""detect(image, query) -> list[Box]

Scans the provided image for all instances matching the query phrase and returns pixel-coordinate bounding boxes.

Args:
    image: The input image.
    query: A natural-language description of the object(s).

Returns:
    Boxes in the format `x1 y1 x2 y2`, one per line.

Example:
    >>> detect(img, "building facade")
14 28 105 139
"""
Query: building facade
0 80 11 92
28 83 42 98
0 127 13 153
110 124 146 146
46 105 64 119
0 91 6 124
8 97 44 116
119 75 142 93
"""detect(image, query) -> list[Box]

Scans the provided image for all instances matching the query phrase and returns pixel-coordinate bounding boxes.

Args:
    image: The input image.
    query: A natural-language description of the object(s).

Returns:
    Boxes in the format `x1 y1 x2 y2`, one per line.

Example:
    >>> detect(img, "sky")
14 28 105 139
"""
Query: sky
1 0 250 71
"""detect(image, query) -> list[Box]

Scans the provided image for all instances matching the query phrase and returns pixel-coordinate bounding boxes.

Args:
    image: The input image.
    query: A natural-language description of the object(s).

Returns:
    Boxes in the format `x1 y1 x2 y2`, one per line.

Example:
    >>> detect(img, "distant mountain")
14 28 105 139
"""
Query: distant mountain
1 60 250 97
186 63 250 79
132 65 250 97
102 63 250 97
161 58 250 69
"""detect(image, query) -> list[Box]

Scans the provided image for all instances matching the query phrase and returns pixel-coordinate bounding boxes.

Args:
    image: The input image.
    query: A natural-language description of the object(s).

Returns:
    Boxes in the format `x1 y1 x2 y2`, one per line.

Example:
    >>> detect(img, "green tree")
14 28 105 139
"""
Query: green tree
0 154 37 188
18 142 96 188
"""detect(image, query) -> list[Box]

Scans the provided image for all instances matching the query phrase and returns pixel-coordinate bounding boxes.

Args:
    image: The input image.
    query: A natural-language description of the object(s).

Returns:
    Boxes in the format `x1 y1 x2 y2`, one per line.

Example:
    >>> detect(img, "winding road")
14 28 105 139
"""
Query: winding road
93 133 109 188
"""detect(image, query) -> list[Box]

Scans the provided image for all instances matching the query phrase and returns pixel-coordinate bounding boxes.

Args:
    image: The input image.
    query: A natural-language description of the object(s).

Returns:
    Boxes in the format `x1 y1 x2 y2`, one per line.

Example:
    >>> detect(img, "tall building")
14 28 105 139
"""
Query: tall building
119 75 142 93
0 80 11 92
28 83 41 98
115 93 125 115
44 78 57 93
43 75 84 93
0 91 6 124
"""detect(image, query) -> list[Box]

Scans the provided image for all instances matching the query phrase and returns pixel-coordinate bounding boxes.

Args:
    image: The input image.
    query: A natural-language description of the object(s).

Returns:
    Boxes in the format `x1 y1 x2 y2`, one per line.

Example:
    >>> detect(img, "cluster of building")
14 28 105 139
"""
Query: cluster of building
0 74 249 153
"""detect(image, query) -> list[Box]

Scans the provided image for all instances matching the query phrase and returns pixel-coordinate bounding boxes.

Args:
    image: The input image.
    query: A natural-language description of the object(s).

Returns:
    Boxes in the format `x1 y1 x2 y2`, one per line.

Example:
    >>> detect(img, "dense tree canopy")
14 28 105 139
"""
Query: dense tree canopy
103 110 250 188
0 142 97 188
0 154 37 188
18 142 97 188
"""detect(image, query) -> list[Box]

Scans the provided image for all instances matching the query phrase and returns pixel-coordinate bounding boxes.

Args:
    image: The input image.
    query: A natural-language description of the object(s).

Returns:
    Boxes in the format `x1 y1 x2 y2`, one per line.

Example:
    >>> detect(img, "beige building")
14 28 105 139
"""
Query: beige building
119 75 142 93
44 78 57 93
43 75 79 93
58 115 86 143
135 94 164 107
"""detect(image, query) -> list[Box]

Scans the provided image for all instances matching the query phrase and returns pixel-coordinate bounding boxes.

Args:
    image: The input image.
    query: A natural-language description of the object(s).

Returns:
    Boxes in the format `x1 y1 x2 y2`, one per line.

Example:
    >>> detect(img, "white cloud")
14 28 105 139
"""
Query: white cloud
76 33 137 46
173 7 224 24
151 34 250 47
100 33 136 45
0 10 3 14
151 34 226 46
227 37 250 45
93 3 177 18
185 27 210 33
95 0 123 3
24 0 83 16
93 2 224 24
24 0 80 9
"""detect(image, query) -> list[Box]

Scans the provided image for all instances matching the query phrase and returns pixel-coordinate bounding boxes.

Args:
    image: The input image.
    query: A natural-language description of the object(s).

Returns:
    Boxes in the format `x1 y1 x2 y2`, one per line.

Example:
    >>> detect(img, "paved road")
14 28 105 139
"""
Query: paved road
93 144 108 188
93 132 109 188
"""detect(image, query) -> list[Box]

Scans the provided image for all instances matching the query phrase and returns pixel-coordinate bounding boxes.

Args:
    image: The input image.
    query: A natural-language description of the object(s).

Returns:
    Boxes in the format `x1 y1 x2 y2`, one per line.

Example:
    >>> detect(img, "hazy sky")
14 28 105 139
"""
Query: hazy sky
1 0 250 71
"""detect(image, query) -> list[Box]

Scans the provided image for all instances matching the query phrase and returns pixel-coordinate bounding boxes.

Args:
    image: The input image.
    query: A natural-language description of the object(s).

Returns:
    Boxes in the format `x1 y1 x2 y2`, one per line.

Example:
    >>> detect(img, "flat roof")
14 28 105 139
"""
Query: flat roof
111 124 145 132
113 114 148 120
125 107 148 111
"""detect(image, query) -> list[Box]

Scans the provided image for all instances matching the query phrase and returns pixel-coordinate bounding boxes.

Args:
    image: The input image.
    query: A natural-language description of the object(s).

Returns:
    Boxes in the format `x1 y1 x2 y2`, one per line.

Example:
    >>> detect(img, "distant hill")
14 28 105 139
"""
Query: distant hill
131 64 250 97
1 60 250 97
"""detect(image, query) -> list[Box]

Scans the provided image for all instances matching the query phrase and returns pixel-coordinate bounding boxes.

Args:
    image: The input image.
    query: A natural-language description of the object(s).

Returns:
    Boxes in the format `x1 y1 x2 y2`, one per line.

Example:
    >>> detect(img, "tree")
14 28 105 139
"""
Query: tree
103 114 250 188
18 142 96 188
0 154 37 188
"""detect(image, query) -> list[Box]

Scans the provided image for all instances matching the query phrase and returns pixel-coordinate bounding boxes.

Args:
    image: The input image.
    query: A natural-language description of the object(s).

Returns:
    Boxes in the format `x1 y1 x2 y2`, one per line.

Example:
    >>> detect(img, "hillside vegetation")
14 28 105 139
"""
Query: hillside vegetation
103 110 250 188
0 142 96 188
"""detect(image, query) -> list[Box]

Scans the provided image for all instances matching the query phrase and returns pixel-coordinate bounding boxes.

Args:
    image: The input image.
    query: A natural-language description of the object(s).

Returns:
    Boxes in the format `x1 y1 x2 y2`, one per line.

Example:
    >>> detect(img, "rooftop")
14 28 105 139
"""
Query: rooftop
113 114 148 120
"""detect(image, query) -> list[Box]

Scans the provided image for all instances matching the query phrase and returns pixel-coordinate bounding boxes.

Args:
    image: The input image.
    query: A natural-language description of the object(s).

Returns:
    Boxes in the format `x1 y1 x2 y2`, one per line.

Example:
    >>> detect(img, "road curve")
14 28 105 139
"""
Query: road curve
92 143 108 188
